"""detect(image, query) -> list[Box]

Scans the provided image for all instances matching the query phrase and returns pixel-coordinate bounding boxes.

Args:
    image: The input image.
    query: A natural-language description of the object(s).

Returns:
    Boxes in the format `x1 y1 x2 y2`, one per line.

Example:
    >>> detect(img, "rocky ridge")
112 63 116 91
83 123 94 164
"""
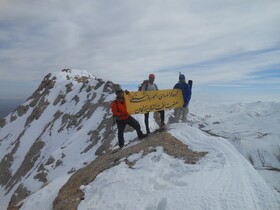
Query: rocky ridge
0 69 119 209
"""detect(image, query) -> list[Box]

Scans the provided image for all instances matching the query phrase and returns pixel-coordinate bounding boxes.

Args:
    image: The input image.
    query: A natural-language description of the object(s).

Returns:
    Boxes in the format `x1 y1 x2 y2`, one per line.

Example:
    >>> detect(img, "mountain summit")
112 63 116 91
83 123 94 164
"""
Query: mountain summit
0 69 119 209
0 69 280 210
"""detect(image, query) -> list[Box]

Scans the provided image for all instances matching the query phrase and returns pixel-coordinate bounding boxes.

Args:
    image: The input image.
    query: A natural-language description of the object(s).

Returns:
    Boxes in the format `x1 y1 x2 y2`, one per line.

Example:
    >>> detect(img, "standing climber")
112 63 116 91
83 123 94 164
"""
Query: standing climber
140 74 165 133
173 74 192 123
111 88 148 148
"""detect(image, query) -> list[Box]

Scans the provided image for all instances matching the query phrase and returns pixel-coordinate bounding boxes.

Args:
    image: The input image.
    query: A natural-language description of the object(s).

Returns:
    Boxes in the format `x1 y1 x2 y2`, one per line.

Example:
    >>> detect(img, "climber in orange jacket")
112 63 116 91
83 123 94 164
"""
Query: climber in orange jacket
111 88 148 148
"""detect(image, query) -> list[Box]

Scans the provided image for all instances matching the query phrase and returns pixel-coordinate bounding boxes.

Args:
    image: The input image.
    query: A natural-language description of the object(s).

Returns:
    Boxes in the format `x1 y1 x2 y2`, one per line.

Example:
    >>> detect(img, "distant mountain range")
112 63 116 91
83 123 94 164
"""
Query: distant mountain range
189 100 280 192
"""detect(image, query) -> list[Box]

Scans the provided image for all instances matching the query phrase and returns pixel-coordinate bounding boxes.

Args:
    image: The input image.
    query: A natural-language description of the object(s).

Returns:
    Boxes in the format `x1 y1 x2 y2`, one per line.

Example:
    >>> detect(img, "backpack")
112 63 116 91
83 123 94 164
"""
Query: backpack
138 80 149 91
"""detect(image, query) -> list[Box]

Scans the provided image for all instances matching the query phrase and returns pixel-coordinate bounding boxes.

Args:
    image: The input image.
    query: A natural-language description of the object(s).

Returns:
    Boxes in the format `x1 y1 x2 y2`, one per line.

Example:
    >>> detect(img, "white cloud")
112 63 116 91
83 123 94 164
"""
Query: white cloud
0 0 279 101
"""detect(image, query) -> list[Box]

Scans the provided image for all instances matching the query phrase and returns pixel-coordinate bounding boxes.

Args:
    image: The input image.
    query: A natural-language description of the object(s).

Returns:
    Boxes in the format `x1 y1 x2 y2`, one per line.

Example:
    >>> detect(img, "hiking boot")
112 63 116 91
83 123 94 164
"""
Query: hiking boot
119 142 124 148
139 133 148 140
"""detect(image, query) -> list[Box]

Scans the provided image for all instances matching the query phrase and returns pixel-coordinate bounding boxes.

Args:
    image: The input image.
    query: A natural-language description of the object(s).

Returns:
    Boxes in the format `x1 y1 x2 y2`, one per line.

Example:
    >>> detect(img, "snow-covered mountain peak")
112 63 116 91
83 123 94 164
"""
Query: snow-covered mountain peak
0 69 119 210
52 69 96 84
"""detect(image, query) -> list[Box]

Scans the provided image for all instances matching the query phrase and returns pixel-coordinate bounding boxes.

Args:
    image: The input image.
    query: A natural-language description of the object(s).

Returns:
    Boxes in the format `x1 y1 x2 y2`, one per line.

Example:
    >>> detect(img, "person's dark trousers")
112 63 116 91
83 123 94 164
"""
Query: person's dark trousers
159 110 165 124
144 111 165 133
116 116 144 147
144 112 150 133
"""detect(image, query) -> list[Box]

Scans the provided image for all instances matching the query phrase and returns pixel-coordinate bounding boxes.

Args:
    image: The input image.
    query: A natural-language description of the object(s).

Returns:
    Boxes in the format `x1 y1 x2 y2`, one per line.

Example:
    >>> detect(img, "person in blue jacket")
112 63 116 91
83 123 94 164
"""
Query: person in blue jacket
173 74 192 123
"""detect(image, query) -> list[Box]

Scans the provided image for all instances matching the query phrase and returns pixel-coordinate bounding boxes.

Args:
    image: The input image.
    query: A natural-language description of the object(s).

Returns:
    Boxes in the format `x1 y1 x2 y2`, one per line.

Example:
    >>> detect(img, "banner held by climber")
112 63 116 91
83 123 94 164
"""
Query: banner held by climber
124 89 184 115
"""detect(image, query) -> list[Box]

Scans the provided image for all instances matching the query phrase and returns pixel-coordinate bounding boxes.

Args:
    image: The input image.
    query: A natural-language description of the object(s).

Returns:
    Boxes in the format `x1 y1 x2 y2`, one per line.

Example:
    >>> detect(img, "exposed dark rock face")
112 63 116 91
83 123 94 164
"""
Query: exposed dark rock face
28 73 55 108
7 184 30 210
5 139 45 193
25 98 50 127
0 130 25 187
0 119 6 128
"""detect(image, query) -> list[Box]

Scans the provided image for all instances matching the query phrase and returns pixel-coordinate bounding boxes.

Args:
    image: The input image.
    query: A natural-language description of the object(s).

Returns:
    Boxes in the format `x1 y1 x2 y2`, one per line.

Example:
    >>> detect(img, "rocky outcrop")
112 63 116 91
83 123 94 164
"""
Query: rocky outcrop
0 119 6 128
6 139 45 193
0 130 25 187
25 98 50 127
7 184 30 210
9 105 30 123
53 131 207 210
27 73 55 108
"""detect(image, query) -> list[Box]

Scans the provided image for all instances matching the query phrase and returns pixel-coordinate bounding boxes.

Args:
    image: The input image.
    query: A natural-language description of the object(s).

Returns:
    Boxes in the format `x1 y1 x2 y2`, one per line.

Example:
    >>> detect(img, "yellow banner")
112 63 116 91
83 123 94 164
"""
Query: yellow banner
124 89 184 114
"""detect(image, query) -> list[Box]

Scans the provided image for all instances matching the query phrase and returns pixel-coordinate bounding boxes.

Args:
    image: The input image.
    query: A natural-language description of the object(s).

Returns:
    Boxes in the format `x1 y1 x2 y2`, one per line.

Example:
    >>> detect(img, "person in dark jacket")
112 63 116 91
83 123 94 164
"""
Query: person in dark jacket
173 74 192 123
111 88 148 148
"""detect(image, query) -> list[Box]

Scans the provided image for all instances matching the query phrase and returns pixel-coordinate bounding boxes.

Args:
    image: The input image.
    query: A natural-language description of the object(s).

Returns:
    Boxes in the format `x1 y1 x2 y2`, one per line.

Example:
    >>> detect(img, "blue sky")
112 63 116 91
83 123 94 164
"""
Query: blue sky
0 0 279 103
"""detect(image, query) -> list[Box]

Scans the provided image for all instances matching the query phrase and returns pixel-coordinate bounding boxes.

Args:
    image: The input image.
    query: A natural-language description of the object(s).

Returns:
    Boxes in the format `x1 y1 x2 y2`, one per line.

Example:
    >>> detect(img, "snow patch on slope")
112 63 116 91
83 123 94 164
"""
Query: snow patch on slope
20 175 71 210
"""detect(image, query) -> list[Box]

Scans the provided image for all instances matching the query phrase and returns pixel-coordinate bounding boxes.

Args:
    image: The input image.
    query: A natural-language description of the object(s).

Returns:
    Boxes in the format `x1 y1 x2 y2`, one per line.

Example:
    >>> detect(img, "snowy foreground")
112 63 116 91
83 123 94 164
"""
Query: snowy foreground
21 124 280 210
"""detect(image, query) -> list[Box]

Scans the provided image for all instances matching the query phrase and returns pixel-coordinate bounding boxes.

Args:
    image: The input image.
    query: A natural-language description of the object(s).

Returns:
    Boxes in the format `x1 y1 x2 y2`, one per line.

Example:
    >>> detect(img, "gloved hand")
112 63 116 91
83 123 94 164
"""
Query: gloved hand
188 80 193 86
